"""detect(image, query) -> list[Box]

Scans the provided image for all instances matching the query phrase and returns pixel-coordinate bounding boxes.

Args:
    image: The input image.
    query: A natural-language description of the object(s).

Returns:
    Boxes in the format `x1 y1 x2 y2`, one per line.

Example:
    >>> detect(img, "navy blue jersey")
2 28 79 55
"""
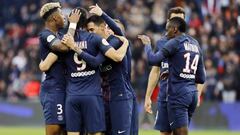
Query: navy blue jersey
64 30 111 96
155 36 169 101
145 34 206 97
100 35 132 100
164 34 205 96
39 29 66 91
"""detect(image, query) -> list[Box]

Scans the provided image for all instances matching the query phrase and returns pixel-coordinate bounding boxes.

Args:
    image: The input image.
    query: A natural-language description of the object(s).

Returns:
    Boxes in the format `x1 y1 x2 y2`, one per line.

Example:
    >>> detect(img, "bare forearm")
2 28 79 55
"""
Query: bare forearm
145 66 160 98
196 83 205 96
115 40 129 61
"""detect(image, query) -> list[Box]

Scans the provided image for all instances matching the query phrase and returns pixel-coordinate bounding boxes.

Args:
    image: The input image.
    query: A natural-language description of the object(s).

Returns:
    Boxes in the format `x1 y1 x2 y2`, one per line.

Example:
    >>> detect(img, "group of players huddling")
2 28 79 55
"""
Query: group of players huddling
38 2 205 135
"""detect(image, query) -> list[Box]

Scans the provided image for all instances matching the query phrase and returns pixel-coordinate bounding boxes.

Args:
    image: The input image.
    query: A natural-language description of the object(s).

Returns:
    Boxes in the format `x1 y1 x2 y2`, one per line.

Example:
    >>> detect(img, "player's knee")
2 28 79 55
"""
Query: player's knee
46 125 63 135
87 132 104 135
173 126 188 135
160 131 172 135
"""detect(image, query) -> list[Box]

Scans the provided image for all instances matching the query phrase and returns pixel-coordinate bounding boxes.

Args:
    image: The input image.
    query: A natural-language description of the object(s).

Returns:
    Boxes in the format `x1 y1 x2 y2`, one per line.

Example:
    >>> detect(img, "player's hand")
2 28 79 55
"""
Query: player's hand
89 4 103 16
197 94 201 107
68 9 81 23
144 97 153 114
160 70 169 80
137 35 151 45
114 35 129 44
61 34 75 49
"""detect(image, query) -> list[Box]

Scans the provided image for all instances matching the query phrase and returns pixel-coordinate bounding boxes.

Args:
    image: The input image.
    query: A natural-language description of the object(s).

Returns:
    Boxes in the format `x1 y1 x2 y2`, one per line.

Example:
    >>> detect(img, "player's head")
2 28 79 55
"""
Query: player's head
166 17 186 39
167 7 185 20
40 2 64 28
114 19 125 33
71 7 88 29
87 15 108 37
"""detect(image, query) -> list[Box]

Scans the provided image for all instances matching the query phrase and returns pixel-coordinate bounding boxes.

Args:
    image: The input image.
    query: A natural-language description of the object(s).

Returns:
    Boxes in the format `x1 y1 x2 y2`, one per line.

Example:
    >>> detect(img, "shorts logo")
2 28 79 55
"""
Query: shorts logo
170 122 174 126
57 115 63 121
117 130 126 134
47 35 55 43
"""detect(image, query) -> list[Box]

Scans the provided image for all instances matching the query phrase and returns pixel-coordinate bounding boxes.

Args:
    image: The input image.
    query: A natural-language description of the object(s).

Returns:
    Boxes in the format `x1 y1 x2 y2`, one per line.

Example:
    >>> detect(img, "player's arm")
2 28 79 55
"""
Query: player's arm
39 52 58 72
195 50 206 106
50 9 81 52
101 35 129 62
138 35 178 65
61 34 105 68
144 66 160 114
89 4 124 36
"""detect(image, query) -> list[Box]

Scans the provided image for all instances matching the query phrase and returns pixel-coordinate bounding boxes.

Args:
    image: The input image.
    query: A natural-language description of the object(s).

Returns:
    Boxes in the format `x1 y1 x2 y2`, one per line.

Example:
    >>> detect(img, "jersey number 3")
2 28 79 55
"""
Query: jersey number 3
74 53 87 71
183 53 199 74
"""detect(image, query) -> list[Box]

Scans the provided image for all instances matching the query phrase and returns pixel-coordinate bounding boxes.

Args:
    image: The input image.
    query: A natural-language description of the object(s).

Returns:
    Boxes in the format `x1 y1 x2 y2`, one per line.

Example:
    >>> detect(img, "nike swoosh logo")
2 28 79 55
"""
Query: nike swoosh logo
118 130 126 134
170 122 174 126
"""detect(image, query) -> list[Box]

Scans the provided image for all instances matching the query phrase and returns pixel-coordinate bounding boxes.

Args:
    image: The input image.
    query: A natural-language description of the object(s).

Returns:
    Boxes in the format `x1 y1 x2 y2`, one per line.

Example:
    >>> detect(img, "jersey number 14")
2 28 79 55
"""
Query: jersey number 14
183 53 199 74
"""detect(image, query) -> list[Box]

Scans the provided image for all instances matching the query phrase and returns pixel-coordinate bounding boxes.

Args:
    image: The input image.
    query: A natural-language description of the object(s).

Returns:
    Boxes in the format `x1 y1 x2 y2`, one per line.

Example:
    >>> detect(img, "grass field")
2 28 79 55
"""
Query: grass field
0 127 240 135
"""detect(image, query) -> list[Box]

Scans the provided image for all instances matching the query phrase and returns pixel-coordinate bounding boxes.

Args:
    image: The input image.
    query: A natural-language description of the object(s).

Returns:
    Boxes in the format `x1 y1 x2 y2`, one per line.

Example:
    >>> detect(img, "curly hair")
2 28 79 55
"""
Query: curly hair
40 2 61 20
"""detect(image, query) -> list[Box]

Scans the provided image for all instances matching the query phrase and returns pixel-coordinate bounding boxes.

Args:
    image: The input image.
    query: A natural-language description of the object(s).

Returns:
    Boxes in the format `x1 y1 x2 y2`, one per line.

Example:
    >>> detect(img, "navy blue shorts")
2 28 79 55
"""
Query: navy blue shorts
65 95 105 133
109 99 133 135
130 97 139 135
40 90 66 125
167 91 198 130
154 100 171 132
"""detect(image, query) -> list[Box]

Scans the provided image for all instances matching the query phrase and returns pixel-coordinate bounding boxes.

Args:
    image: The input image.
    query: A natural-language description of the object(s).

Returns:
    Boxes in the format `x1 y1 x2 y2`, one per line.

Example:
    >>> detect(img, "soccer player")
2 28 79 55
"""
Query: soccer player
142 7 186 135
139 17 206 135
60 9 130 135
38 2 80 135
88 4 138 135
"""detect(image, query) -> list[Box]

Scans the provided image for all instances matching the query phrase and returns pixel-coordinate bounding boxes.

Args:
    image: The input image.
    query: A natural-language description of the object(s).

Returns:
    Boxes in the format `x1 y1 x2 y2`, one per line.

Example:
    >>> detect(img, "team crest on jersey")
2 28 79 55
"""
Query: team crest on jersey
102 39 109 46
47 35 55 43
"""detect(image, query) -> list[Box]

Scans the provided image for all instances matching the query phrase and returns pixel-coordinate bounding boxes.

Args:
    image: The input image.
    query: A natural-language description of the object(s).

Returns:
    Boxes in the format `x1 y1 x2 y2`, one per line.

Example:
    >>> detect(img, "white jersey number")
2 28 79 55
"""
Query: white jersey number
183 53 199 74
73 53 86 71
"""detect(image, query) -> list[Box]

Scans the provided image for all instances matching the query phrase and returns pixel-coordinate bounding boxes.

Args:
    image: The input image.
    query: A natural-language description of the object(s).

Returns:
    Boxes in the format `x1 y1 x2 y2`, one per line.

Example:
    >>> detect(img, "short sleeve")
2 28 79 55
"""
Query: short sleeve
94 35 112 54
39 30 58 48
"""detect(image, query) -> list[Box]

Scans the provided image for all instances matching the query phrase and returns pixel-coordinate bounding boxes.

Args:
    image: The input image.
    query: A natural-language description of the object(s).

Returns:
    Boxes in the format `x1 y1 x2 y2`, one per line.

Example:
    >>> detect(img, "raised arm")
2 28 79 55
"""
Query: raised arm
89 4 124 36
50 9 81 52
103 35 129 62
39 52 58 72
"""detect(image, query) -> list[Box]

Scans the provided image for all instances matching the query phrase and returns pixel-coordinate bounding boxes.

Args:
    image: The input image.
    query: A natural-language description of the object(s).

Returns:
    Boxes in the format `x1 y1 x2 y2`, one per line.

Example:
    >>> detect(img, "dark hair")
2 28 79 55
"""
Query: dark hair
42 7 59 20
87 15 105 26
168 17 186 32
69 7 88 29
167 7 185 19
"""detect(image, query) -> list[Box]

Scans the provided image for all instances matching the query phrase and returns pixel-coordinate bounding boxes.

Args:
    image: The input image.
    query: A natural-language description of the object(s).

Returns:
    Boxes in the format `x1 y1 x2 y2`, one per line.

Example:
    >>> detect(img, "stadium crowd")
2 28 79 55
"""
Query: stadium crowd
0 0 240 102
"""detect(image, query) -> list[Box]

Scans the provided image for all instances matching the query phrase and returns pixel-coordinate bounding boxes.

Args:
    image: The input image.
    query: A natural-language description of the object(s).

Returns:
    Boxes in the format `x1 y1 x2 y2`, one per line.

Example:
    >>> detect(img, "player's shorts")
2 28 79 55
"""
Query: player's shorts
130 97 139 135
109 98 133 135
167 91 198 130
154 100 171 132
39 90 66 125
104 100 111 135
65 95 105 133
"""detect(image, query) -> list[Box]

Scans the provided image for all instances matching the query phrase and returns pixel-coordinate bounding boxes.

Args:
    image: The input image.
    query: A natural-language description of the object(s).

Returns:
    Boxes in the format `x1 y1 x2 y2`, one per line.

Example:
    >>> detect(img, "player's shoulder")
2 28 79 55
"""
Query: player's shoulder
185 34 199 44
39 29 56 42
156 35 168 47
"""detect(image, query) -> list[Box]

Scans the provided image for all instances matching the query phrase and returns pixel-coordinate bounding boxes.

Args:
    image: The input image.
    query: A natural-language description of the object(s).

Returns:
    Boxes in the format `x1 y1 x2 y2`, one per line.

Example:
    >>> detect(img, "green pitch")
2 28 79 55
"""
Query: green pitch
0 127 239 135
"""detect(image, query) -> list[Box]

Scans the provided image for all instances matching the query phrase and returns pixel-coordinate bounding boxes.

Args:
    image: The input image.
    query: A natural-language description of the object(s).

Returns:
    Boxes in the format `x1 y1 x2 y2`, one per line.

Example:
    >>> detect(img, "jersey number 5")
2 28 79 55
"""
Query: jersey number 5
74 53 87 71
183 53 199 74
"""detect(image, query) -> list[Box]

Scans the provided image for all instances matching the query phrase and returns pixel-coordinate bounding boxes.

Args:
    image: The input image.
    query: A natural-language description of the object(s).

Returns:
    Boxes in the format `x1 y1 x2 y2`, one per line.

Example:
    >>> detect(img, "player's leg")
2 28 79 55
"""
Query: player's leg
65 96 83 135
103 101 111 135
154 101 172 135
83 96 105 134
167 92 197 135
130 97 139 135
40 90 66 135
87 132 104 135
109 99 133 135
